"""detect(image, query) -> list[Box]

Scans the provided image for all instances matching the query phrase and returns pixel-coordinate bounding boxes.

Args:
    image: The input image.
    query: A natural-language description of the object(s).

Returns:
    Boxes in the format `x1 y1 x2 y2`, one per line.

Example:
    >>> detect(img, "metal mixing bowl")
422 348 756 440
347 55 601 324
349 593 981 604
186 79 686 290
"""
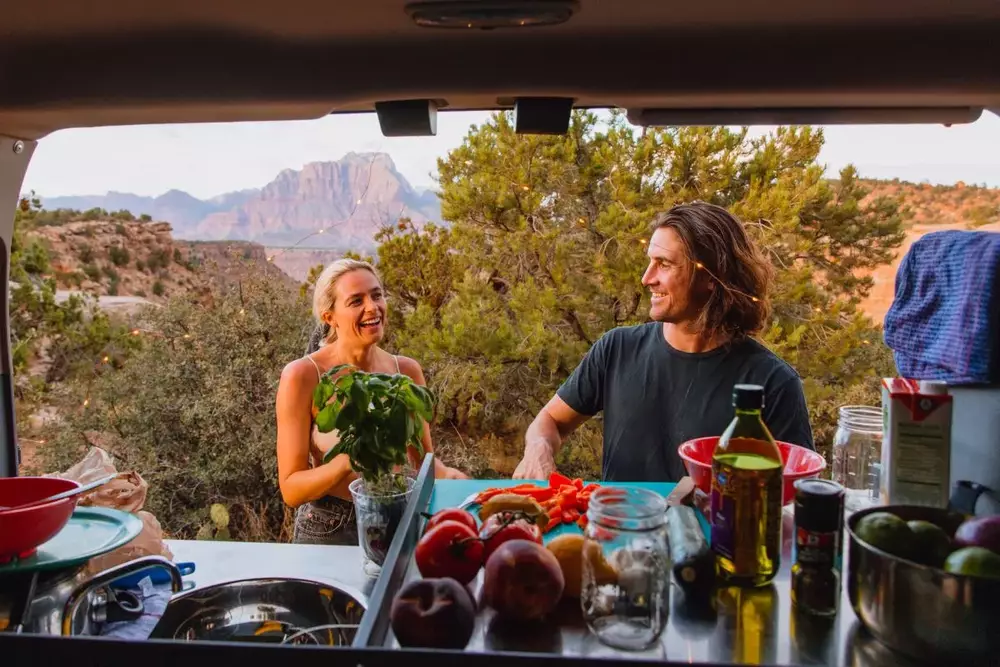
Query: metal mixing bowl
846 505 1000 664
149 578 366 646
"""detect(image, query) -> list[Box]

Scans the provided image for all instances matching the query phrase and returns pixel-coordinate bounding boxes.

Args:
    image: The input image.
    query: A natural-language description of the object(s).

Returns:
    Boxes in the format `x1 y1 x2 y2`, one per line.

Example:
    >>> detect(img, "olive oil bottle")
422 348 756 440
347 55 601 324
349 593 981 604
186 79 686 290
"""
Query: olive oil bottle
710 384 783 587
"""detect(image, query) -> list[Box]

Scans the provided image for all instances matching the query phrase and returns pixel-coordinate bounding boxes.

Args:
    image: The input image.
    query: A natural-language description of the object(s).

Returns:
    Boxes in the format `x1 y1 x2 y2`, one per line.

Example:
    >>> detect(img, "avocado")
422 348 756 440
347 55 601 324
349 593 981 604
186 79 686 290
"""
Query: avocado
906 520 954 568
944 547 1000 580
855 511 915 560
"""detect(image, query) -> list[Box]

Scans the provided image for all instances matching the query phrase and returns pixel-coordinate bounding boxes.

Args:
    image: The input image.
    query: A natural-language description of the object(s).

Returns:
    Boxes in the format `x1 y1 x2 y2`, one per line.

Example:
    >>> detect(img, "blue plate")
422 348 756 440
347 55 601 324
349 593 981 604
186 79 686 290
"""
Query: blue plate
0 507 143 575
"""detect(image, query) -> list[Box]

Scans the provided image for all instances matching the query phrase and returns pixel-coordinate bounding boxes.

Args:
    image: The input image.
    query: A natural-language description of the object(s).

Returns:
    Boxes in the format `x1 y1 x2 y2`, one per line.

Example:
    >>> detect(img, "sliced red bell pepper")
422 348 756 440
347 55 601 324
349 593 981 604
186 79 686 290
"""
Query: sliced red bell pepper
549 472 572 488
522 487 554 502
573 478 584 490
577 515 588 530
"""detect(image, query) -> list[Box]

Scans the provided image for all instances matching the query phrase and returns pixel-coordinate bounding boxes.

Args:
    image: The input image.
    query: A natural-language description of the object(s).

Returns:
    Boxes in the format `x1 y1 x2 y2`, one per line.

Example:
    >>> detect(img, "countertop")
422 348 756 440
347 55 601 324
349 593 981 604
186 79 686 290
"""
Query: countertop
157 500 921 666
383 481 926 667
164 539 378 606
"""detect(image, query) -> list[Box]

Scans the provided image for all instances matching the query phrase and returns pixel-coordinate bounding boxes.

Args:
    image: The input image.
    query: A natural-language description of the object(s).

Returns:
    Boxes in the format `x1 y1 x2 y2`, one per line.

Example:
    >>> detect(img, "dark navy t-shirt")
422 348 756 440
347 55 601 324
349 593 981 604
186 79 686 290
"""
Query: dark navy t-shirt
557 323 814 483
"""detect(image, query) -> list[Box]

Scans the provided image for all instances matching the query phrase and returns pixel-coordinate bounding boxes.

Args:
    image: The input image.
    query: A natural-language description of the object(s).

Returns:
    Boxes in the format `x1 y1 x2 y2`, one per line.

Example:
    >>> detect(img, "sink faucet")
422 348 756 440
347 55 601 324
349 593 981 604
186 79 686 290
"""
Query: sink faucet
61 556 183 635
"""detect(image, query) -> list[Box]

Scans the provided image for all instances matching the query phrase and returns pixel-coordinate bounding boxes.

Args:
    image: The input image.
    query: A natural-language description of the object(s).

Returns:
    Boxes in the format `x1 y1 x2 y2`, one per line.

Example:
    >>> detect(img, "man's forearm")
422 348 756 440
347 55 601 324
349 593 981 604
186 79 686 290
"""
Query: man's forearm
524 411 563 458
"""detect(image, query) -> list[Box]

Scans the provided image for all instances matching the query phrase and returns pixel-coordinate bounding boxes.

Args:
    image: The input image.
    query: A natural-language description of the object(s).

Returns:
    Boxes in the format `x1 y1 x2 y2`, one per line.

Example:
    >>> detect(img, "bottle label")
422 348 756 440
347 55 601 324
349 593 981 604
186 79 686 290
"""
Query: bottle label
710 457 783 577
793 528 842 572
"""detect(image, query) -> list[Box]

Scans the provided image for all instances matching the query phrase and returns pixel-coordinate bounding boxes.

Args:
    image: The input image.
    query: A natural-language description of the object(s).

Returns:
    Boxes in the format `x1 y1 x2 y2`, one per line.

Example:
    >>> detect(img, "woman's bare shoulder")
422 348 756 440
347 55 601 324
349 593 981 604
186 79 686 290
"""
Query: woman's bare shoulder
393 354 427 383
280 357 320 388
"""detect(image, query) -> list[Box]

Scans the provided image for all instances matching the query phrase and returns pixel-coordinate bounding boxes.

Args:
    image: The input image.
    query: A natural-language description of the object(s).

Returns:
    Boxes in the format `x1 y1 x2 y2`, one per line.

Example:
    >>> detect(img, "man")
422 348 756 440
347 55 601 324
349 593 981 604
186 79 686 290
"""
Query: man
513 202 814 482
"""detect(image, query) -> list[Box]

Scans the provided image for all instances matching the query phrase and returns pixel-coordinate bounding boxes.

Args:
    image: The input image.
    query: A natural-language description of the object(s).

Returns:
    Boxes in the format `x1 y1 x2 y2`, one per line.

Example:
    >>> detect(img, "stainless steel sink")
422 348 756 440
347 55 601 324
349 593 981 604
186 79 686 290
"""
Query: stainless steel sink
148 577 366 646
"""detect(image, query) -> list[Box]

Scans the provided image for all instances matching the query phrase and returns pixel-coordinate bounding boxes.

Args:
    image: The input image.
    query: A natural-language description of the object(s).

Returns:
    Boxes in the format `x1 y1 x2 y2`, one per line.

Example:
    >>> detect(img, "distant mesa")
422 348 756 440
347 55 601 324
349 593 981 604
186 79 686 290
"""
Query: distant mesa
41 152 442 253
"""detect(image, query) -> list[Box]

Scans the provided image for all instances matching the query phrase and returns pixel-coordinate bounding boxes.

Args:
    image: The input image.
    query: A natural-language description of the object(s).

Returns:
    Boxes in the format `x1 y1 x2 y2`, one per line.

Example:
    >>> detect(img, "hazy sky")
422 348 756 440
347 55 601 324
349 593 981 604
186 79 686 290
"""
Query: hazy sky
21 110 1000 200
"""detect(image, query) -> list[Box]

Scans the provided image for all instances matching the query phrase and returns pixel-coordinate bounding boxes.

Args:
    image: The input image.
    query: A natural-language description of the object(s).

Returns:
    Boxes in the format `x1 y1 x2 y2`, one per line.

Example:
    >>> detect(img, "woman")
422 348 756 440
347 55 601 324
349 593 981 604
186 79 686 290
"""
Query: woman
276 258 468 545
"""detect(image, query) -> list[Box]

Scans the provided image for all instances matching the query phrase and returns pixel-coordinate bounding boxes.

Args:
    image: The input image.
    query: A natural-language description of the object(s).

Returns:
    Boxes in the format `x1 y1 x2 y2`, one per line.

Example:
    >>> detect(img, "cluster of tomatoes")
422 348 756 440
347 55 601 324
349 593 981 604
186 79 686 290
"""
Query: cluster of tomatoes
415 507 543 584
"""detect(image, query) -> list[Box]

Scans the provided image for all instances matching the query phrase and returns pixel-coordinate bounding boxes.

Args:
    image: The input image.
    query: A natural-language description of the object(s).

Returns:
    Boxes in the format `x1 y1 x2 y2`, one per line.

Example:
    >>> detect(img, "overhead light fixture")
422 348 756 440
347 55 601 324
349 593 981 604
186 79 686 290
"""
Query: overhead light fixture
405 1 579 29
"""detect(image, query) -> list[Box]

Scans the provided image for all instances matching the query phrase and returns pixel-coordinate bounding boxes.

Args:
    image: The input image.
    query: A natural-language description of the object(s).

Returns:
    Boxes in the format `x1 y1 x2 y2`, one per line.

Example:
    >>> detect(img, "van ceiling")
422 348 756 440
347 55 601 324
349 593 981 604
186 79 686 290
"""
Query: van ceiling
1 0 998 138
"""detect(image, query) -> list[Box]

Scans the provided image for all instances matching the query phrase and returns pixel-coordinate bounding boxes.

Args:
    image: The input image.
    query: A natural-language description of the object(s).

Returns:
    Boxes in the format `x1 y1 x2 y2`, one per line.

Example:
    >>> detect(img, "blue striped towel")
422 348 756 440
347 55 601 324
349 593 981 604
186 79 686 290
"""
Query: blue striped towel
884 229 1000 385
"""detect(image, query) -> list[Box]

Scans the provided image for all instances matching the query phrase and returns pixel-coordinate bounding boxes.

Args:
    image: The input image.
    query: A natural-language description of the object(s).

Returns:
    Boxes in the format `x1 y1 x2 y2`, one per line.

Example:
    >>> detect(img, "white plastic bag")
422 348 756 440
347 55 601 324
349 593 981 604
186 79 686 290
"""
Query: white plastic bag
47 445 173 572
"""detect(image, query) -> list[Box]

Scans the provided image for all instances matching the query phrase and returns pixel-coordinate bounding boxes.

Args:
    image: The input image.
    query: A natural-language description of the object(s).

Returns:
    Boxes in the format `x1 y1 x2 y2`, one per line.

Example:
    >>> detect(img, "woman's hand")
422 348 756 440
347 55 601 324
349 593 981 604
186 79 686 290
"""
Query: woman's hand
440 465 470 480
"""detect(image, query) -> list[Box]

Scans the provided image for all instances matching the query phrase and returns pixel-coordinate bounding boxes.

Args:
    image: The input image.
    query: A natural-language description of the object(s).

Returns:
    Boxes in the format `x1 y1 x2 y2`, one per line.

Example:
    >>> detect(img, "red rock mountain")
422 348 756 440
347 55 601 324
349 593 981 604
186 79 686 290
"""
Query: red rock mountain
42 152 442 253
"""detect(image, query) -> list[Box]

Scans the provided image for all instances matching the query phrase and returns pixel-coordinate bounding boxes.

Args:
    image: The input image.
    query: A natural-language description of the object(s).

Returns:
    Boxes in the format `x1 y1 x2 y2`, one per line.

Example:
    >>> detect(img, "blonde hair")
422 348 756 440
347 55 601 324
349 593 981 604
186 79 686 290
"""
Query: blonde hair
312 259 383 344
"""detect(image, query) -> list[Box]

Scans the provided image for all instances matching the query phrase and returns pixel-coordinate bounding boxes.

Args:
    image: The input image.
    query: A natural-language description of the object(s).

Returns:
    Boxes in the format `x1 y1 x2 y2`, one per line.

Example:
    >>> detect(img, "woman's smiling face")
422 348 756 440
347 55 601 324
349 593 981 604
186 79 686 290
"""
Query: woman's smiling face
326 269 387 344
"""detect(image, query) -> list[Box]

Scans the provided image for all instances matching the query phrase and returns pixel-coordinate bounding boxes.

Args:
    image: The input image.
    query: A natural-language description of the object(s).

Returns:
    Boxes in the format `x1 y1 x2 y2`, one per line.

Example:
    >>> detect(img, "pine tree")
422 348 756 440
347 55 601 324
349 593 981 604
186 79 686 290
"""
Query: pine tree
376 111 904 476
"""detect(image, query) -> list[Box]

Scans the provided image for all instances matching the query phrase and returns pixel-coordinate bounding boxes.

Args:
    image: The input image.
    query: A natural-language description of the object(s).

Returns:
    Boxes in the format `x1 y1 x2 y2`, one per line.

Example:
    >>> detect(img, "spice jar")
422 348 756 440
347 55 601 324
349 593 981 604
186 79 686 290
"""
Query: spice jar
581 486 670 651
790 479 845 616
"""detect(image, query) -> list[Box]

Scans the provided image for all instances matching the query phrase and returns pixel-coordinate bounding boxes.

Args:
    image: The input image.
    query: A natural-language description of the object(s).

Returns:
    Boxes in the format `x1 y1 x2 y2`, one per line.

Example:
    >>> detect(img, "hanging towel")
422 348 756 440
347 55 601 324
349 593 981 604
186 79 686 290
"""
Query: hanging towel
884 229 1000 385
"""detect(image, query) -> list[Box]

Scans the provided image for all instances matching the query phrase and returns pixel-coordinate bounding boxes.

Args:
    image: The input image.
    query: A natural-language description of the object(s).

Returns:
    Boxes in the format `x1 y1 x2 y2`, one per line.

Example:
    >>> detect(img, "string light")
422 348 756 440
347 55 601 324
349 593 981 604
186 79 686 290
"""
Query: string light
266 153 379 264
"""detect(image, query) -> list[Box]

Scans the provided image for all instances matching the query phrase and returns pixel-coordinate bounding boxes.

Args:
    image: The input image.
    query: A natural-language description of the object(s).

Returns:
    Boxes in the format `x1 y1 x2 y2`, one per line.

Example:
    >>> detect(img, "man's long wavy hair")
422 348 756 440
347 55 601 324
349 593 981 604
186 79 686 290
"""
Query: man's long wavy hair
651 202 774 340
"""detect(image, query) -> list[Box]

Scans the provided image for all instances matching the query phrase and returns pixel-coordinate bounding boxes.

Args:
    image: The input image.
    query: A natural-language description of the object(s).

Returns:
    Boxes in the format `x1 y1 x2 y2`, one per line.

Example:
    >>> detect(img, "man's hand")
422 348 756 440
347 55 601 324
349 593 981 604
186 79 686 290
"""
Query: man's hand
512 446 557 480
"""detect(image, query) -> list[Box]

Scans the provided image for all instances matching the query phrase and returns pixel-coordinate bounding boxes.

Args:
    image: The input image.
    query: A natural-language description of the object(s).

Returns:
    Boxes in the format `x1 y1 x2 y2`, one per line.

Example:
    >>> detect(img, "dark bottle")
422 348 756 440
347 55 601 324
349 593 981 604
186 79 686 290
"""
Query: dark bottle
790 478 845 616
711 384 784 587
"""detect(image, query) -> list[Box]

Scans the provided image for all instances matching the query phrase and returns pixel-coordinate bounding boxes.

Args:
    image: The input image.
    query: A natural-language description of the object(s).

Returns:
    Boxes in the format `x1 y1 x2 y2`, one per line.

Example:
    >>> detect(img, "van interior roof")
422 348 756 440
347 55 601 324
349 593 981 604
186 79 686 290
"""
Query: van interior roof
0 0 998 138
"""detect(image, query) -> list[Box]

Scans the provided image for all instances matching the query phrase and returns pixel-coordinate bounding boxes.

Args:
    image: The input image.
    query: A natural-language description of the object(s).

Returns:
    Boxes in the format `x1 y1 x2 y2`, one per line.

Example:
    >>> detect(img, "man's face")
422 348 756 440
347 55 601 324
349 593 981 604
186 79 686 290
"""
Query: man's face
641 226 703 324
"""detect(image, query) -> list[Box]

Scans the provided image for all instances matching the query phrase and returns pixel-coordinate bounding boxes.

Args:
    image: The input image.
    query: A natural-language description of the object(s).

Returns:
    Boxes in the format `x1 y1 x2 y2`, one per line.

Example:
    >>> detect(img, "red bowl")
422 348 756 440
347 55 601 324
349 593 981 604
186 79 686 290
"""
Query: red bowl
0 476 80 563
678 436 827 505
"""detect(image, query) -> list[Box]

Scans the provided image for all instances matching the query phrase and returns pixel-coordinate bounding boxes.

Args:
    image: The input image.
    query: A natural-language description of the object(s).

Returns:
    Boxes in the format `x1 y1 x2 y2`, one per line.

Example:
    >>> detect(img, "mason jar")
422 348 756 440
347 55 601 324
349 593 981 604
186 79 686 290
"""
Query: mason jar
831 406 883 513
581 486 670 651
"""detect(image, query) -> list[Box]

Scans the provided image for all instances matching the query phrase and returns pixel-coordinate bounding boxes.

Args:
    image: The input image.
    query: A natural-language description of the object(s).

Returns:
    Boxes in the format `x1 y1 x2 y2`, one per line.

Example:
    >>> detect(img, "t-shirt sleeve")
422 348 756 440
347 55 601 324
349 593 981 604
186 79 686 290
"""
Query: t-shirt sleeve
556 332 613 416
763 375 815 451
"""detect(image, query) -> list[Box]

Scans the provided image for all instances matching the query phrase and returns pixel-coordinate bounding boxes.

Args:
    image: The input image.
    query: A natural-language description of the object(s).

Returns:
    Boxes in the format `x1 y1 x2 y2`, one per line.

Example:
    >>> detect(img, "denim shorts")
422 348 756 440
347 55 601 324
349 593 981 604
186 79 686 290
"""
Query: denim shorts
292 496 359 546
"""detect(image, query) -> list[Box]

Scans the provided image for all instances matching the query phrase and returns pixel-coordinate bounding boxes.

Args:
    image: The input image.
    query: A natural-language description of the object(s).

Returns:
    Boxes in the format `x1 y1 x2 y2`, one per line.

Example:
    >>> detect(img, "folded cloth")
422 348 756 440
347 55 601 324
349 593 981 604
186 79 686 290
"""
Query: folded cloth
884 229 1000 384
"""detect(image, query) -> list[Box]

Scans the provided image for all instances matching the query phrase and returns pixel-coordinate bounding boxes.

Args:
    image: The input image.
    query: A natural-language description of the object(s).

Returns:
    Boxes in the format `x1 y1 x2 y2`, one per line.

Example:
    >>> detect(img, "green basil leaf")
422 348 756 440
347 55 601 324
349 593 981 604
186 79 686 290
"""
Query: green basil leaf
314 403 339 433
312 380 335 410
335 401 357 431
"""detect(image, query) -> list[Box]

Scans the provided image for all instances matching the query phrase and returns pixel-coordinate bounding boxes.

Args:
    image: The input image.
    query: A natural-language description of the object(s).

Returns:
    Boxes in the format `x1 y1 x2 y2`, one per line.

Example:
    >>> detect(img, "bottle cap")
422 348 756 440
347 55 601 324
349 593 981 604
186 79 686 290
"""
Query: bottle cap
733 384 765 410
793 479 845 532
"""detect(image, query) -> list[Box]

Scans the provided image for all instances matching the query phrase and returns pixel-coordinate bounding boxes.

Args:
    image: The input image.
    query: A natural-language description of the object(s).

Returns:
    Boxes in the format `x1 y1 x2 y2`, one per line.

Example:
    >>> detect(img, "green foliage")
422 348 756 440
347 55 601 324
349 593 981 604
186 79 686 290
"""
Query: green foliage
82 263 100 281
109 245 130 267
10 195 135 386
152 280 166 297
77 244 94 263
173 248 183 263
146 247 170 271
376 112 905 476
315 366 433 495
965 204 998 228
115 223 128 235
139 214 153 222
20 239 50 275
42 269 312 541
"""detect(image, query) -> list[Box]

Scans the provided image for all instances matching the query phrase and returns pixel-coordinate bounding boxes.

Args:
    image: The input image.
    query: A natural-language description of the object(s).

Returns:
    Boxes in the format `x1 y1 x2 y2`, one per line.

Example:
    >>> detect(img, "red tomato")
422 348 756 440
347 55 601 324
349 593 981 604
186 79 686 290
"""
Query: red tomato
479 512 543 562
415 520 484 585
423 508 478 535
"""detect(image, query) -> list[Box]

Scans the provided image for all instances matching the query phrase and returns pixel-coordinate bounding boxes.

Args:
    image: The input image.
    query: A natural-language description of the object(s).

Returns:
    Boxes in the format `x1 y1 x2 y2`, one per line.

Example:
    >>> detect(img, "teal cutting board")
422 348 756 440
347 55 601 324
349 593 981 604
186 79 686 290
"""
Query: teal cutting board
427 479 710 542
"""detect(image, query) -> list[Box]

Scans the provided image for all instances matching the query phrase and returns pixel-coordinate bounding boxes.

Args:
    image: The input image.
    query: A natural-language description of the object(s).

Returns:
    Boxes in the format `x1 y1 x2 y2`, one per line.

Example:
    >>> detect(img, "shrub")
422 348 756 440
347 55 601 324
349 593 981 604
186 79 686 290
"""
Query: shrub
42 270 314 541
139 214 152 222
152 280 165 297
109 245 130 267
77 244 94 263
82 263 101 282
